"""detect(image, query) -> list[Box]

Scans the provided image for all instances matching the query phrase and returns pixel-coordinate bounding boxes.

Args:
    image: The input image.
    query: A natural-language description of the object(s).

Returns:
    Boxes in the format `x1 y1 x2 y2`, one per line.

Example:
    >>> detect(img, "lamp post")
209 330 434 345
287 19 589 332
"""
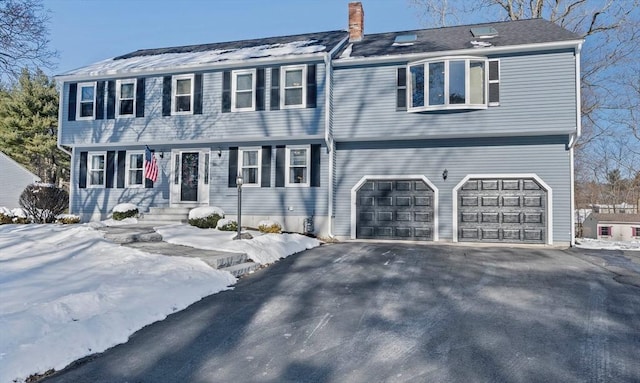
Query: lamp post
235 175 243 240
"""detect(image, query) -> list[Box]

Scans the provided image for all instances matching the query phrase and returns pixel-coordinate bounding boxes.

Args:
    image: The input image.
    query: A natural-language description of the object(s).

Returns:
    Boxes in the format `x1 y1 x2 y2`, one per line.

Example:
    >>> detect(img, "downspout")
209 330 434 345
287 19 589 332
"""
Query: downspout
324 36 349 238
569 41 583 246
56 83 73 212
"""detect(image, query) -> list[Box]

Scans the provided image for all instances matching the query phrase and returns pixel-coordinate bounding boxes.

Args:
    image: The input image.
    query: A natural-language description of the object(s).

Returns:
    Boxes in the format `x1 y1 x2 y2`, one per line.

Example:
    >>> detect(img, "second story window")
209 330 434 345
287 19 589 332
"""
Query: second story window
172 74 194 114
117 79 136 116
281 65 306 108
77 82 96 119
232 69 256 112
239 147 261 186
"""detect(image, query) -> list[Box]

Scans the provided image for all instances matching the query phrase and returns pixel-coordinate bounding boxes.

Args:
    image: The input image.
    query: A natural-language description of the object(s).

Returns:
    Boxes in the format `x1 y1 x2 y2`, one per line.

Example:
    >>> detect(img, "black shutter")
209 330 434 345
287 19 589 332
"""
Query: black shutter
79 151 87 188
228 147 238 187
261 146 271 187
306 64 316 108
256 68 265 111
270 68 280 110
106 80 116 119
194 74 203 114
397 67 407 110
117 150 126 188
106 151 115 188
489 60 500 104
162 76 172 116
68 83 77 121
95 81 105 120
310 144 321 187
275 145 285 187
145 150 154 188
222 71 231 113
135 78 145 117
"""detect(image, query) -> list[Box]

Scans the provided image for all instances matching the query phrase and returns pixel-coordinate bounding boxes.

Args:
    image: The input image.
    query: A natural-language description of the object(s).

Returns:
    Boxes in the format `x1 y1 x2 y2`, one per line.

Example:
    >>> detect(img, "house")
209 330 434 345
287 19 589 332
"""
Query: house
0 151 41 208
582 213 640 241
55 2 582 246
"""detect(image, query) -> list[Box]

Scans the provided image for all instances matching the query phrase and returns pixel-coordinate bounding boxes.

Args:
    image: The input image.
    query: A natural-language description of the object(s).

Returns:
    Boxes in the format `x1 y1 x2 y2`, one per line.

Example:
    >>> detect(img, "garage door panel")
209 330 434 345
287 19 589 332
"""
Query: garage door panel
356 178 434 241
458 177 546 244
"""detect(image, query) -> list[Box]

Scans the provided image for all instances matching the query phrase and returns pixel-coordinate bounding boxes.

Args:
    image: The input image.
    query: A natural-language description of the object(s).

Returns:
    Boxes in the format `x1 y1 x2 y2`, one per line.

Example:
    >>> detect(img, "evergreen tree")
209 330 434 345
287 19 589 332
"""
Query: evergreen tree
0 68 69 184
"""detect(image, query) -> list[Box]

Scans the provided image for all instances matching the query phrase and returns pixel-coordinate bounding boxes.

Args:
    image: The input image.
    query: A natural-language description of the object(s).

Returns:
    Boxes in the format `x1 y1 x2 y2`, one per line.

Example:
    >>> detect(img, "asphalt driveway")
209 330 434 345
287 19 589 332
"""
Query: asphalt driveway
43 242 640 383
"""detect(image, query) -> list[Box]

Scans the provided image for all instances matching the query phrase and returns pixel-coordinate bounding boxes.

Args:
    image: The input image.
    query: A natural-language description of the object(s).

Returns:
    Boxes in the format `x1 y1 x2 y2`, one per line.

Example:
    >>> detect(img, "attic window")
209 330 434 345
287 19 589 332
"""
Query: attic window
470 27 498 38
393 34 417 46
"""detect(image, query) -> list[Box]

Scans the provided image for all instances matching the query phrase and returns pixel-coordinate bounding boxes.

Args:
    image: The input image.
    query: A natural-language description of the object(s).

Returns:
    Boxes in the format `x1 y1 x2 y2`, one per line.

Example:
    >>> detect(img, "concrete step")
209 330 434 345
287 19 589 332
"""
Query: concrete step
99 225 163 244
221 262 261 278
149 207 192 215
140 213 189 223
124 242 248 268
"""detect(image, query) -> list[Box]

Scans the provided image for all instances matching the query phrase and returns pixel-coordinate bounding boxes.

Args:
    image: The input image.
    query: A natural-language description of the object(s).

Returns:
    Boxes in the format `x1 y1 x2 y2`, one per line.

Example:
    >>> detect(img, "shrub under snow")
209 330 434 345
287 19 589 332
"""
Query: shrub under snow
258 220 282 234
112 203 139 221
216 218 238 232
19 184 69 223
56 214 81 224
188 206 225 229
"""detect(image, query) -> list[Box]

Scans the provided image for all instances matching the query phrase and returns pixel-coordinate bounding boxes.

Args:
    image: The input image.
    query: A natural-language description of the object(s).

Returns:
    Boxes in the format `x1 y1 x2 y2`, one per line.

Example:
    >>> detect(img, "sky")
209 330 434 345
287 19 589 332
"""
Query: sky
42 0 424 76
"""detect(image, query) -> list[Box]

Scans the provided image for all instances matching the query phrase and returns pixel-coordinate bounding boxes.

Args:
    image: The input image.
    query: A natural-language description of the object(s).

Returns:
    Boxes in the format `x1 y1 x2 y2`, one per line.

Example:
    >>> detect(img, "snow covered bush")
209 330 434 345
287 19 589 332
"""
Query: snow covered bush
216 218 237 232
0 207 13 224
56 214 81 224
188 206 225 229
112 203 139 221
258 220 282 234
19 184 68 223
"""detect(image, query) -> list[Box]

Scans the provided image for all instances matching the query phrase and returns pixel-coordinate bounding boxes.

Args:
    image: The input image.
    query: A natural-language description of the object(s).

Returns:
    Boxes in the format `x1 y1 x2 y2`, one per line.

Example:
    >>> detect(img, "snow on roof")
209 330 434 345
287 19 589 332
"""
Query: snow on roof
62 40 327 78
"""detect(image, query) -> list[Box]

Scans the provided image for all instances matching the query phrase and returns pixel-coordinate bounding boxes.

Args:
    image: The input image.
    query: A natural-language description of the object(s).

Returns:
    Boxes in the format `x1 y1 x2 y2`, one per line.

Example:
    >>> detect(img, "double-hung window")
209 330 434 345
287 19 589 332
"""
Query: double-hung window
633 227 640 237
77 82 96 119
407 57 487 112
599 226 611 237
281 65 306 108
117 79 136 116
232 69 256 112
126 151 144 187
172 74 194 114
88 152 106 187
286 145 310 187
239 148 261 186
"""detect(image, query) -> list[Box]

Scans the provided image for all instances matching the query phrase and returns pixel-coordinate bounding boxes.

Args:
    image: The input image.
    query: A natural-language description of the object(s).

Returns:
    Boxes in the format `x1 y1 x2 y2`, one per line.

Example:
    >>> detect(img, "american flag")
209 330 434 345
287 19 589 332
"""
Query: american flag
144 147 158 183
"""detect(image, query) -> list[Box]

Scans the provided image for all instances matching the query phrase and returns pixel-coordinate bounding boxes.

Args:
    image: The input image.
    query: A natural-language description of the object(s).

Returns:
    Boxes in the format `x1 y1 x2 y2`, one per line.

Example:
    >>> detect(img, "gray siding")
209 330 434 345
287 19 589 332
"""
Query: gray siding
333 137 572 243
0 152 40 208
332 50 577 140
61 64 326 145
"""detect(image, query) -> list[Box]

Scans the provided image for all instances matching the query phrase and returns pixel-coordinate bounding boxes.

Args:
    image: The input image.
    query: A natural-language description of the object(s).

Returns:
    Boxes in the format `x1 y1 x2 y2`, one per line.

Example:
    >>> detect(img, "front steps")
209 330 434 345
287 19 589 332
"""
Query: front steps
140 207 191 224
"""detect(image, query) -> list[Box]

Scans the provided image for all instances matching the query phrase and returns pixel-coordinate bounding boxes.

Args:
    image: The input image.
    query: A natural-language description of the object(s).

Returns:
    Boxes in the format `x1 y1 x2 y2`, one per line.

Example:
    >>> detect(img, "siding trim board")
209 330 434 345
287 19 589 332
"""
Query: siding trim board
451 174 553 245
350 175 439 241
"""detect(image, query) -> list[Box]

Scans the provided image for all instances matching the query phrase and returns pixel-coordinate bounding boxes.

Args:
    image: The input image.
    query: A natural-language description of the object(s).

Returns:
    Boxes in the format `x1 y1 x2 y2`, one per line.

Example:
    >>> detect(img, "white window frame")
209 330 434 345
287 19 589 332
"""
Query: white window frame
285 145 310 187
116 79 137 117
87 151 106 188
77 82 96 120
407 56 488 112
231 69 256 112
280 65 307 109
172 74 194 115
488 59 500 106
125 151 144 188
238 147 262 187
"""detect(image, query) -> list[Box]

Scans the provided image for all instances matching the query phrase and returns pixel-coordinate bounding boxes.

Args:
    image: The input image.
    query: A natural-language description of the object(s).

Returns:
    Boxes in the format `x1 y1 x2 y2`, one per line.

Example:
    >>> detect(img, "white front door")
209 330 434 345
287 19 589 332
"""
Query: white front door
170 149 210 206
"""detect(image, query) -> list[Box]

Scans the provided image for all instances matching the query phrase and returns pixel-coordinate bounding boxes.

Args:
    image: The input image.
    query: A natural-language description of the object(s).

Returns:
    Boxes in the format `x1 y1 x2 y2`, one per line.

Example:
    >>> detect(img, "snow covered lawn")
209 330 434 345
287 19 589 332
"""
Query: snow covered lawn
0 223 320 383
575 238 640 251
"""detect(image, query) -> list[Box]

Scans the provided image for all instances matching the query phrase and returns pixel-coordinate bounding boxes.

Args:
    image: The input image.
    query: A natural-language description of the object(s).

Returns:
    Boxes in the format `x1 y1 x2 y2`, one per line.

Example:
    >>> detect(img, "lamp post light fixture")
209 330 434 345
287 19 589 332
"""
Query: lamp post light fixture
235 175 243 240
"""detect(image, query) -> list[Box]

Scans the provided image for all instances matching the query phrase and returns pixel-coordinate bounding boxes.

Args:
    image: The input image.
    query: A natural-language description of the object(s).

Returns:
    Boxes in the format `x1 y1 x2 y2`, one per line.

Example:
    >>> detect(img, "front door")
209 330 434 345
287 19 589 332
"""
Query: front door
170 149 210 206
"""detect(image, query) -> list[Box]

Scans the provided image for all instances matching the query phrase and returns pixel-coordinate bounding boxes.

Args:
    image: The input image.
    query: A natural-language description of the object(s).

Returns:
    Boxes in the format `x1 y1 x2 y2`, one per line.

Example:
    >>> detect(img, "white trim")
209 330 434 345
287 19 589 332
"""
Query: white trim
570 147 576 246
171 74 194 115
125 150 144 188
231 68 256 112
87 151 107 188
350 175 439 241
76 82 96 120
238 147 262 187
333 40 584 67
169 148 211 206
285 145 310 187
333 129 575 143
116 79 136 117
280 64 307 109
59 135 326 149
452 174 553 245
575 42 582 138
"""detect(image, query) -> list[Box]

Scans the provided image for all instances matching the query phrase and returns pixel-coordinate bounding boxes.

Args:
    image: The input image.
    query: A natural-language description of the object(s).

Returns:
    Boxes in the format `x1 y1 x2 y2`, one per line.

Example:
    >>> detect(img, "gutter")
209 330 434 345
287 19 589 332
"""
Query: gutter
569 41 583 246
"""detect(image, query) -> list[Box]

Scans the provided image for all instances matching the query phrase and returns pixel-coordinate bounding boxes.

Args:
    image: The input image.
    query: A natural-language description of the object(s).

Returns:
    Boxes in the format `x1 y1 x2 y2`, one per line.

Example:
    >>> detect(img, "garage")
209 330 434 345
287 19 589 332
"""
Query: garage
355 178 435 240
457 177 547 243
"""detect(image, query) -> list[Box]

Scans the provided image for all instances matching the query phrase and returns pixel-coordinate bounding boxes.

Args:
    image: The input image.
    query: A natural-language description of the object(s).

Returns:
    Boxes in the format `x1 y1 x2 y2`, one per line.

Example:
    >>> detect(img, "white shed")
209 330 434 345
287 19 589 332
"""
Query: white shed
582 213 640 241
0 151 41 208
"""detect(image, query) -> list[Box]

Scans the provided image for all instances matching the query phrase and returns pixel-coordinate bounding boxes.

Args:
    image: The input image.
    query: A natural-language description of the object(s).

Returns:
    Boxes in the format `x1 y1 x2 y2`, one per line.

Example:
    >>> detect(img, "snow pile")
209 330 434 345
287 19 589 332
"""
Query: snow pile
112 203 138 213
156 224 321 264
575 238 640 251
11 208 27 218
64 40 326 77
216 218 236 229
0 224 236 383
189 206 224 219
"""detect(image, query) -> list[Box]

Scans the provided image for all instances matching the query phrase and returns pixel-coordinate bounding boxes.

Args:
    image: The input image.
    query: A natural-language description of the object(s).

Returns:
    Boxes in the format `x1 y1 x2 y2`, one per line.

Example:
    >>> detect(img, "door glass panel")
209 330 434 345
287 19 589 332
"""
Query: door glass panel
180 152 199 202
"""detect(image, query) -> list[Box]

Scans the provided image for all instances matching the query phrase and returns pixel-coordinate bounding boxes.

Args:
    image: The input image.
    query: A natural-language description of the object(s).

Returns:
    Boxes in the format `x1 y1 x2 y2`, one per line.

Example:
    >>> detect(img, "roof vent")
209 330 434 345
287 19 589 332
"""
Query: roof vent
471 40 492 48
393 34 417 46
470 26 498 38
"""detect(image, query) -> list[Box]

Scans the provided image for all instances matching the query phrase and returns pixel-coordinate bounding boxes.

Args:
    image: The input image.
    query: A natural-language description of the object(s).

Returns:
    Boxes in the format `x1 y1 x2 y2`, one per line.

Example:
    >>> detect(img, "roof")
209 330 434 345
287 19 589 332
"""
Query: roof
0 151 40 181
339 18 582 59
588 213 640 224
59 30 348 78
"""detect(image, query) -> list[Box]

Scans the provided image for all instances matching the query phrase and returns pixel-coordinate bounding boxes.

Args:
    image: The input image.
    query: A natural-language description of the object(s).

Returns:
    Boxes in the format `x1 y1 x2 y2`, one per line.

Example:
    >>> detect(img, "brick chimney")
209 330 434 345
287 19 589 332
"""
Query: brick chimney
348 2 364 42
